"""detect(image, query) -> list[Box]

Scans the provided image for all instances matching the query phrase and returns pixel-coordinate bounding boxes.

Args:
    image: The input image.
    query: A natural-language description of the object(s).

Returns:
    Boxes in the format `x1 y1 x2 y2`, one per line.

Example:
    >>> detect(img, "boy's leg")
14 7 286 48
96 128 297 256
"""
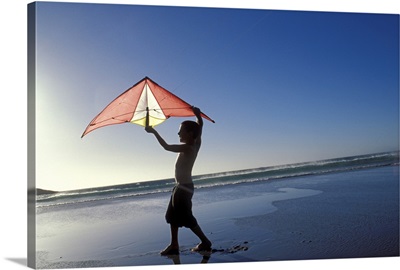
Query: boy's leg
170 225 179 248
190 225 212 251
160 225 180 255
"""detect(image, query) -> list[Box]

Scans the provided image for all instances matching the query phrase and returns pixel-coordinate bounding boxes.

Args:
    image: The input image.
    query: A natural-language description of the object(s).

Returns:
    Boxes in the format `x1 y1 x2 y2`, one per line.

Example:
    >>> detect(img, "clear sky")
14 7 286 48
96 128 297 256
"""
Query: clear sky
32 2 399 191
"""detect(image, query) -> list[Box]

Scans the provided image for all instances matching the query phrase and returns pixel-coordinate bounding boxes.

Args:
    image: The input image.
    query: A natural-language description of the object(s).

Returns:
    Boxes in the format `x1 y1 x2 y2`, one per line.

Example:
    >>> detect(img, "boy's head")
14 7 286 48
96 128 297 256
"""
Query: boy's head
179 121 200 142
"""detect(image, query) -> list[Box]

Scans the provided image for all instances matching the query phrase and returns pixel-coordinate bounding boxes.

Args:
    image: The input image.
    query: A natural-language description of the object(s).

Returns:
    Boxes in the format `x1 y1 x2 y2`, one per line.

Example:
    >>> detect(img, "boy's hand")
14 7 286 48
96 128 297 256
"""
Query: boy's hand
145 126 155 134
192 106 201 116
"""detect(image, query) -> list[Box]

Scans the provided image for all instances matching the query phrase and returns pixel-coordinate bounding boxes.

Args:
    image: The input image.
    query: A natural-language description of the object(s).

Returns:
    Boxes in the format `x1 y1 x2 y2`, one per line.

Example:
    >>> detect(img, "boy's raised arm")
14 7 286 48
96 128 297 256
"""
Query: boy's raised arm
192 106 203 147
145 126 189 153
192 106 203 129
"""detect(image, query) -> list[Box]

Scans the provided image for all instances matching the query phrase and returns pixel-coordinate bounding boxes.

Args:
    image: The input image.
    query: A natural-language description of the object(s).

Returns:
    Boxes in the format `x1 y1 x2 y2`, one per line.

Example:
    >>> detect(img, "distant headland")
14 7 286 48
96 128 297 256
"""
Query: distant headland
36 188 58 195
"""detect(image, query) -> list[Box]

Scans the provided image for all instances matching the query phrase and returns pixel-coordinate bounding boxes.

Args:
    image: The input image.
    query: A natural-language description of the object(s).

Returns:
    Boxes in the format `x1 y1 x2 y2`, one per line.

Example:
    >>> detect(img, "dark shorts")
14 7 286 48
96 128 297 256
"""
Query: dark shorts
165 183 198 228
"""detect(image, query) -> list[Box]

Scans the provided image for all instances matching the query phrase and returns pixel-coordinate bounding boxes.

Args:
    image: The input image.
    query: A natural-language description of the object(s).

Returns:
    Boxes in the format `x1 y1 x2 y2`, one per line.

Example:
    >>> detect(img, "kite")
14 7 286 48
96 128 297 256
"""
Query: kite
81 77 215 138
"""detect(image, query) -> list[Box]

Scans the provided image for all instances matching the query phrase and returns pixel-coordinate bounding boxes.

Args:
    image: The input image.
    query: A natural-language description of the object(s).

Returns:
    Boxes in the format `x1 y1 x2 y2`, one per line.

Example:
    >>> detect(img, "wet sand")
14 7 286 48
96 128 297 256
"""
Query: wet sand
35 166 399 269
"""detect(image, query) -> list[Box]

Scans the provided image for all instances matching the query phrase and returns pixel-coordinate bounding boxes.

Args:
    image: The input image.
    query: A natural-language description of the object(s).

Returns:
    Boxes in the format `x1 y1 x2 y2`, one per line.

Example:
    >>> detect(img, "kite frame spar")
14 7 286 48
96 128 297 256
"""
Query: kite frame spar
81 77 215 138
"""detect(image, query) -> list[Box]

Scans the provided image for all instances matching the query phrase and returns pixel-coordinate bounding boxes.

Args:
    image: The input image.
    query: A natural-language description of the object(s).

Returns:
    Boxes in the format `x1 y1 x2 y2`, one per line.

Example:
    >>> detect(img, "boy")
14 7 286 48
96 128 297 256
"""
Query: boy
145 106 212 255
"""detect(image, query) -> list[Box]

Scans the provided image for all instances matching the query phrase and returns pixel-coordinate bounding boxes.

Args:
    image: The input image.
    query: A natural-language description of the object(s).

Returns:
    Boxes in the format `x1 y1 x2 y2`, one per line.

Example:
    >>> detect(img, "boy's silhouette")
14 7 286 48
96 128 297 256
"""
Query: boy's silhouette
145 106 212 255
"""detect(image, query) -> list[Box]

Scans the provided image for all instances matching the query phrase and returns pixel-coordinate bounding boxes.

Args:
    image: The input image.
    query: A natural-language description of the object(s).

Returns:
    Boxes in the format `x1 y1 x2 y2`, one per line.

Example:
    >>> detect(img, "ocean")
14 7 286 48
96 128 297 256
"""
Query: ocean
36 151 399 209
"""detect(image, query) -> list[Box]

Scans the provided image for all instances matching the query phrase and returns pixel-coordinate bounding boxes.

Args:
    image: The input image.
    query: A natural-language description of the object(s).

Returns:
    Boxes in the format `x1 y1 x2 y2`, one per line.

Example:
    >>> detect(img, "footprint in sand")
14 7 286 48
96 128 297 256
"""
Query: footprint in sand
212 241 249 254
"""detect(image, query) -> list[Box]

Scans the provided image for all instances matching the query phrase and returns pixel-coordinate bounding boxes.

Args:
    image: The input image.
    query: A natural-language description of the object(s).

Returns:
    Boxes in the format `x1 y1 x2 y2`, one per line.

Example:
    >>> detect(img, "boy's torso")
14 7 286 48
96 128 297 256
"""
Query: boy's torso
175 145 198 184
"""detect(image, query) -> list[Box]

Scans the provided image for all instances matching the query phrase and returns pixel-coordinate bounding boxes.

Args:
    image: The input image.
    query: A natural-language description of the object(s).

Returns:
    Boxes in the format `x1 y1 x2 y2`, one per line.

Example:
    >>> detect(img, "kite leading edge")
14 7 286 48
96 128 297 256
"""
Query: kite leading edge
81 77 215 138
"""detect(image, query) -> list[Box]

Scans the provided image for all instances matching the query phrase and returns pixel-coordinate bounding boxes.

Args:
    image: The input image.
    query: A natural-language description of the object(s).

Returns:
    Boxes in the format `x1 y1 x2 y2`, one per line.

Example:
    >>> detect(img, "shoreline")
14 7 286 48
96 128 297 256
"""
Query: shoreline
36 151 399 202
36 166 399 268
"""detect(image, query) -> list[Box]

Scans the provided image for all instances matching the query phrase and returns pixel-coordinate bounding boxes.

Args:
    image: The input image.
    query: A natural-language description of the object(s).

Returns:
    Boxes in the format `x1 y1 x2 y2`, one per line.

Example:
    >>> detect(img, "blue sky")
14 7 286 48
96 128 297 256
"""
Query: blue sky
33 2 399 191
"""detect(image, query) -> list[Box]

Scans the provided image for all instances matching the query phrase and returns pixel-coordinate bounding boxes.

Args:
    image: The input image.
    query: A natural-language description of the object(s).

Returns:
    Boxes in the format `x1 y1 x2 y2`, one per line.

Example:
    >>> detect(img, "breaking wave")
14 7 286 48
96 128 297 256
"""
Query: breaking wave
36 151 399 208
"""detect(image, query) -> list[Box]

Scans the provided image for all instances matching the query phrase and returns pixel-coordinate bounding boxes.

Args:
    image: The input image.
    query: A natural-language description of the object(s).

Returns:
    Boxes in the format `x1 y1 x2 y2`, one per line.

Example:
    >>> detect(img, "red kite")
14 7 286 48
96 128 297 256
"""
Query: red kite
81 77 215 138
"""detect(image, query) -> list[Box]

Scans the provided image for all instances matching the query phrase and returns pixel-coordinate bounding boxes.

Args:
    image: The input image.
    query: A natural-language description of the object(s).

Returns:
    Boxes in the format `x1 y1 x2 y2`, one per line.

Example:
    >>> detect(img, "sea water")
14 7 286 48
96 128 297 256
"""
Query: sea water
36 151 399 209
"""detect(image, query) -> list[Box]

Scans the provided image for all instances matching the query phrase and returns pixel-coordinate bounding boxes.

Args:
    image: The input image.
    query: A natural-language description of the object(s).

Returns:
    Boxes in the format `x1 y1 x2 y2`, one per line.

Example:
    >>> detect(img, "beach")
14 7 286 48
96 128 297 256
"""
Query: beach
34 164 399 269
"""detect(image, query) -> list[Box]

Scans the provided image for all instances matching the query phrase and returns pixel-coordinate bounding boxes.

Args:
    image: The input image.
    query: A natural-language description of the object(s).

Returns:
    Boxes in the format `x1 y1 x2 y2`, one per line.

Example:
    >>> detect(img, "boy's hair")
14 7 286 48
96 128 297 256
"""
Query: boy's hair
181 121 201 139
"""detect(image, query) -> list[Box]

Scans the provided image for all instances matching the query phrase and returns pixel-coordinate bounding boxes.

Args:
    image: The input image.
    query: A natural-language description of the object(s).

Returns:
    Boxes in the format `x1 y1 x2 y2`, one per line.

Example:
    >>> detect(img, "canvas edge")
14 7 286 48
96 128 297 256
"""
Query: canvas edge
27 2 37 269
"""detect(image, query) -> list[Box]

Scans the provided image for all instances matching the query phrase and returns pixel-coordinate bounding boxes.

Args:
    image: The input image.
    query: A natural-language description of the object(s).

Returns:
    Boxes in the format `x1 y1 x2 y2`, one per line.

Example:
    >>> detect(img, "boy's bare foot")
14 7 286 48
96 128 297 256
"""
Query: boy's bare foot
160 245 179 256
191 241 212 252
